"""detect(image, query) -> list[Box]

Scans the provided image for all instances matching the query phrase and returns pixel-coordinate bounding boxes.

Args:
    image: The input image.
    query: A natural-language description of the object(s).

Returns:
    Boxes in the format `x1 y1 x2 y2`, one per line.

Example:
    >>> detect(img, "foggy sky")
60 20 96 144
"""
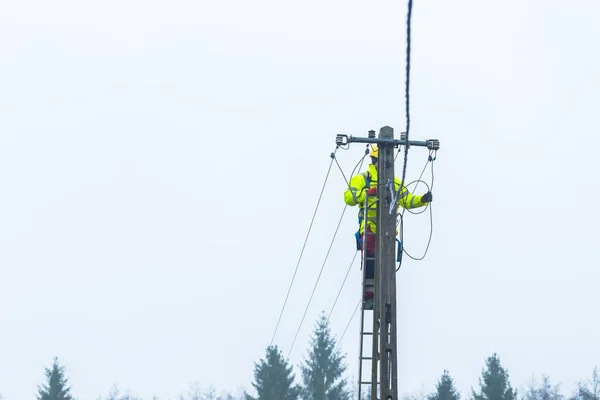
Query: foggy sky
1 0 599 399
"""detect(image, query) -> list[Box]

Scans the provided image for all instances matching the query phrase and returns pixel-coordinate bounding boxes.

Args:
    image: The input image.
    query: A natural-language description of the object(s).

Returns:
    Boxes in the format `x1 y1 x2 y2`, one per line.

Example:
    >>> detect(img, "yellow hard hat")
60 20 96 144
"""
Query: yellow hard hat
370 145 378 158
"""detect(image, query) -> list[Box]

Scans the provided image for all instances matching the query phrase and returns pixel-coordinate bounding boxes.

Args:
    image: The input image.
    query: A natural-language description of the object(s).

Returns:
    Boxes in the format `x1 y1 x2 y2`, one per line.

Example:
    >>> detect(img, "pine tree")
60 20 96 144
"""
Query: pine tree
523 375 564 400
37 357 75 400
471 353 516 400
102 384 142 400
204 385 217 400
300 313 350 400
428 370 461 400
105 384 121 400
246 345 300 400
187 381 203 400
570 368 600 400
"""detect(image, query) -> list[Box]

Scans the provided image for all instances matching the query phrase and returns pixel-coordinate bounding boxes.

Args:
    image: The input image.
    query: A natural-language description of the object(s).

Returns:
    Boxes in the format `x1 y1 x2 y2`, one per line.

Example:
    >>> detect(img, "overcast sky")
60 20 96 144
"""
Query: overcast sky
1 0 599 399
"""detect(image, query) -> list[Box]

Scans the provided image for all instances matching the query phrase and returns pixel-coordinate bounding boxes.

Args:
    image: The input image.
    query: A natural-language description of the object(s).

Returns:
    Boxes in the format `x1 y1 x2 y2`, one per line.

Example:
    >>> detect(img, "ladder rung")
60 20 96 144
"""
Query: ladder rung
360 381 380 385
361 332 373 335
360 356 373 360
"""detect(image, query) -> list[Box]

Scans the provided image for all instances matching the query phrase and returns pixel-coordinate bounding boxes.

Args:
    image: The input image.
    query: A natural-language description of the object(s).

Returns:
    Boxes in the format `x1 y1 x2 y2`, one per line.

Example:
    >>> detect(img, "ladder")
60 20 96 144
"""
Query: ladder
358 190 380 400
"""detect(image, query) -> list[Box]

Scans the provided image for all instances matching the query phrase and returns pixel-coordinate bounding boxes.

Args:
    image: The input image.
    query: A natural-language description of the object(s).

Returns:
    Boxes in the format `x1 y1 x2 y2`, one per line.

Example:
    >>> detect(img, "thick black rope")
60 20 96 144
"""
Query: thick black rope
399 0 413 204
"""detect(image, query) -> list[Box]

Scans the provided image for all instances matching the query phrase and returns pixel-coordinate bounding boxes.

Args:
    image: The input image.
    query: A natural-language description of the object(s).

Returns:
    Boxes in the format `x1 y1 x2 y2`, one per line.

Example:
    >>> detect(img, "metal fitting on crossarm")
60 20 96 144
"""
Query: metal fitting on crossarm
336 134 349 147
427 139 440 150
400 132 409 149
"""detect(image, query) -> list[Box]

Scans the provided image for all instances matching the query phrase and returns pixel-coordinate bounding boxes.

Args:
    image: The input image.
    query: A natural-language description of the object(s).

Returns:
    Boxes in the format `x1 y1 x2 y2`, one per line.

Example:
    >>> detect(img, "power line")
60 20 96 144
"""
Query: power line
396 151 436 270
286 203 348 359
334 299 361 353
327 251 358 323
400 149 435 217
327 147 368 323
269 148 338 347
284 148 368 359
334 145 369 188
400 152 436 262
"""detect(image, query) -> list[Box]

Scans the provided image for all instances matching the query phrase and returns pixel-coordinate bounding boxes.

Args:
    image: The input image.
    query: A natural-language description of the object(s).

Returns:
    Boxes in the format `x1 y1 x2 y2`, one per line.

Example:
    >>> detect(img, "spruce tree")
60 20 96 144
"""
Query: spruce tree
471 353 516 400
37 357 74 400
300 313 350 400
524 375 564 400
246 345 300 400
570 367 600 400
204 385 217 400
428 370 461 400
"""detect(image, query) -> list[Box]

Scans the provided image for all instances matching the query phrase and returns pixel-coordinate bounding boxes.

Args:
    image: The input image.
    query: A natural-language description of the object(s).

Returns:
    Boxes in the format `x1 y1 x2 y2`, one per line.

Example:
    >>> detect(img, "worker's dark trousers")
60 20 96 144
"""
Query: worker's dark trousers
361 226 376 299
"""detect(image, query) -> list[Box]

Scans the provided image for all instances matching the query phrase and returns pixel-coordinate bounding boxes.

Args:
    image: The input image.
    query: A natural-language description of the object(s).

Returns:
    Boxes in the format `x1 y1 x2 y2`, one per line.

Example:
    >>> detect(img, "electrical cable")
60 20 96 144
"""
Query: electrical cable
269 147 338 347
326 146 369 323
398 151 435 225
334 145 369 188
396 152 436 270
327 251 358 323
401 204 432 262
333 299 361 353
403 149 435 216
286 203 348 360
286 146 369 358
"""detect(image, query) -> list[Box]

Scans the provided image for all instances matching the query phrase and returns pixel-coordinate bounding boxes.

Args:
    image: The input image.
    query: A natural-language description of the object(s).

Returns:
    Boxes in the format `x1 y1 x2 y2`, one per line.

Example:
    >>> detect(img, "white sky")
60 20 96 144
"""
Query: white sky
1 0 599 399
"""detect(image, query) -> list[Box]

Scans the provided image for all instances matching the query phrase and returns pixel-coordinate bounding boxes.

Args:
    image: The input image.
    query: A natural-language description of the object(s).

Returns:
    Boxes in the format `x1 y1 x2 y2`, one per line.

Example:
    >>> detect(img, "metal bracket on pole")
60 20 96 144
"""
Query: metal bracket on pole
336 133 440 151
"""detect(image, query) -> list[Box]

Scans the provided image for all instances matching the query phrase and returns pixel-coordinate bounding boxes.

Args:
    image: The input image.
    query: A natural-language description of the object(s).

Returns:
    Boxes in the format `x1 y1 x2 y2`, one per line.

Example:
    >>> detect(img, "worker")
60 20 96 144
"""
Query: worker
343 144 432 310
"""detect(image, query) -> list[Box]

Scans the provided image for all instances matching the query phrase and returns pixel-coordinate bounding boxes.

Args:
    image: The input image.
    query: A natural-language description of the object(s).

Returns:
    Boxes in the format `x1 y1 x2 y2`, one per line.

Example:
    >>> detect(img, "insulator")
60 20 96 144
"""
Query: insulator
427 139 440 150
336 134 348 146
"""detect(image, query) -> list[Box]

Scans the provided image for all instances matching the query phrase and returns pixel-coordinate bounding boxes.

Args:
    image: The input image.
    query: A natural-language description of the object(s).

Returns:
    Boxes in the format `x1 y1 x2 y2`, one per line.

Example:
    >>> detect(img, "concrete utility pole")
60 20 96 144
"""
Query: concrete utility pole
336 126 439 400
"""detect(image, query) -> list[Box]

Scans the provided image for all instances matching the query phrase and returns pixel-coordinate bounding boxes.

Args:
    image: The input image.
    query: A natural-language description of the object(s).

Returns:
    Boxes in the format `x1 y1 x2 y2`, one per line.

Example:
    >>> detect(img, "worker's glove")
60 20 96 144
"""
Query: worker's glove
367 187 377 196
421 191 432 203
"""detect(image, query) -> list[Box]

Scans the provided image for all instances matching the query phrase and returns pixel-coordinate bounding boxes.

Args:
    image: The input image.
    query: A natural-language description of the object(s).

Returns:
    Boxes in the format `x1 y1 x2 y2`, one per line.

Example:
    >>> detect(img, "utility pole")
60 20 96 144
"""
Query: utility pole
376 126 398 399
336 126 439 400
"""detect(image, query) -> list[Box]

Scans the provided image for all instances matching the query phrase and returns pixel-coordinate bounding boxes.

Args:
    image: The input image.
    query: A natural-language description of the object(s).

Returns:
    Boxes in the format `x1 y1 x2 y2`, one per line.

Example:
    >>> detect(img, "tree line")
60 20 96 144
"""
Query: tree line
4 313 599 400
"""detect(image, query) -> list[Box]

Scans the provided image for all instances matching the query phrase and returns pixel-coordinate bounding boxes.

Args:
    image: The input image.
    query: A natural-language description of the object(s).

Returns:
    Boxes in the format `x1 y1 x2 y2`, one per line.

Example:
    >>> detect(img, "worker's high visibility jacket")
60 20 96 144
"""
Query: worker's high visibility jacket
343 163 427 234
